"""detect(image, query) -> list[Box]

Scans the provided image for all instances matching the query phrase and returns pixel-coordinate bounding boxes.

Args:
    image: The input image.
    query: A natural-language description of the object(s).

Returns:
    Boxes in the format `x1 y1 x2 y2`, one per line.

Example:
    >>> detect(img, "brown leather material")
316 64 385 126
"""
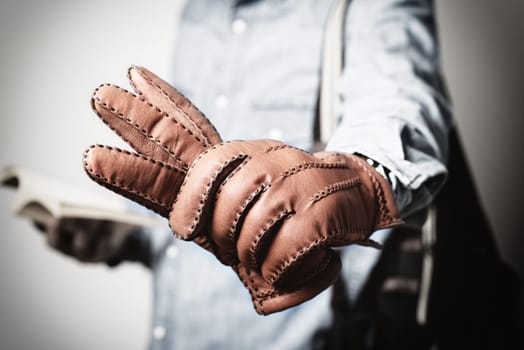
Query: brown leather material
83 144 186 217
84 66 402 315
167 139 402 314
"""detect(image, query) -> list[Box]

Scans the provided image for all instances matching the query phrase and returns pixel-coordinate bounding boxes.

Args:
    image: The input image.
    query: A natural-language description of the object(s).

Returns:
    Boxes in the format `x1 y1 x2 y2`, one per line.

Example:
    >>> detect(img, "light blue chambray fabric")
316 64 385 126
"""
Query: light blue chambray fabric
143 0 451 349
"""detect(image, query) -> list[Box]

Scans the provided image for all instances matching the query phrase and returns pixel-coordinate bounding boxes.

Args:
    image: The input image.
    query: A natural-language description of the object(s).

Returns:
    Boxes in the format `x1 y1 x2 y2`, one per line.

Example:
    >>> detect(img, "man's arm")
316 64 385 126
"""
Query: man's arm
327 0 451 217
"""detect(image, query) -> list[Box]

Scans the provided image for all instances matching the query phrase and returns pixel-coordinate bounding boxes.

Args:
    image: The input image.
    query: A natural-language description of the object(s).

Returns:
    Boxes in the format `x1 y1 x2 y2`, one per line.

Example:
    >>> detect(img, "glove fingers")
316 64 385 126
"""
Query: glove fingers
234 181 294 272
169 140 285 241
91 84 206 169
169 142 249 240
235 249 341 315
234 156 357 271
128 66 222 147
209 141 298 264
211 178 270 265
235 189 329 289
259 186 371 286
83 145 186 217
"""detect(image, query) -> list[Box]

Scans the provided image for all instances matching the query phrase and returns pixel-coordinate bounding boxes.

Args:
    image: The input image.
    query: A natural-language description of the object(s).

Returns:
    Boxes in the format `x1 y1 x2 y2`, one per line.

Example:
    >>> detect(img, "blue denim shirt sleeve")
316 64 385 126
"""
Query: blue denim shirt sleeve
326 0 452 217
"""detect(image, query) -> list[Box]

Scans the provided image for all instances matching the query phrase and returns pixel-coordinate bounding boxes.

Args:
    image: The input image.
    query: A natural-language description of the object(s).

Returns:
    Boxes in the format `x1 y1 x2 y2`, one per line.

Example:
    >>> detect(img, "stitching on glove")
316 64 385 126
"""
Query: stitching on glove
266 236 325 285
249 278 266 313
85 144 185 173
255 288 283 300
260 249 334 295
349 156 396 226
237 266 293 315
94 98 189 171
93 84 207 164
227 181 270 241
92 86 189 170
216 155 252 194
265 144 312 156
172 152 248 239
248 208 294 271
129 67 220 147
314 153 342 161
267 229 368 285
248 275 283 314
265 144 290 152
310 177 361 204
233 265 273 314
83 145 172 213
281 160 348 178
176 141 233 195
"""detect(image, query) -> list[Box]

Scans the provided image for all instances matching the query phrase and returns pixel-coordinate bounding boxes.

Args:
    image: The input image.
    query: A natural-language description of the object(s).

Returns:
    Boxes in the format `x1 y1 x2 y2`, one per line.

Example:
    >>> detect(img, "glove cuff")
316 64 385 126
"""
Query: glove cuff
346 154 403 230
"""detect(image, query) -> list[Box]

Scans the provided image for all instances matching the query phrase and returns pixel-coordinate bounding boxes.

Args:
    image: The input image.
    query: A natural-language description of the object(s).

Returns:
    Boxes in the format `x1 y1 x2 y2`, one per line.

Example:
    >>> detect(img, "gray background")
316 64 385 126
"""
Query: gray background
0 0 522 348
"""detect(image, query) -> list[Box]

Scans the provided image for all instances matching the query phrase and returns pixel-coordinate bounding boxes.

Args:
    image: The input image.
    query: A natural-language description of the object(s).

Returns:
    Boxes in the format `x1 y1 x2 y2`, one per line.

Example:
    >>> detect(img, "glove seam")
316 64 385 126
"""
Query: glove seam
217 155 253 193
267 230 369 285
349 156 399 227
173 141 233 207
248 208 294 271
83 145 173 213
92 86 189 170
281 159 348 178
265 144 308 154
171 151 248 239
93 84 208 169
227 181 270 242
129 67 219 147
310 177 361 204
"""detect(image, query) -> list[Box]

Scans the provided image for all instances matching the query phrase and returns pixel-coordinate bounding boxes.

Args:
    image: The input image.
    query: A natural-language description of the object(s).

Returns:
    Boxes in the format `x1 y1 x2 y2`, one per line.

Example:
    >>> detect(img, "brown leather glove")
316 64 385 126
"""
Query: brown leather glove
83 66 402 315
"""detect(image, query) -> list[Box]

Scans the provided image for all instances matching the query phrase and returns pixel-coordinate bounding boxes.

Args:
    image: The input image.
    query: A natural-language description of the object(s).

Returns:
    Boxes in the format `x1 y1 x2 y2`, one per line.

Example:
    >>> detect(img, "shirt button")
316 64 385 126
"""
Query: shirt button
268 128 284 140
215 94 229 109
232 18 247 34
166 244 179 259
153 325 166 340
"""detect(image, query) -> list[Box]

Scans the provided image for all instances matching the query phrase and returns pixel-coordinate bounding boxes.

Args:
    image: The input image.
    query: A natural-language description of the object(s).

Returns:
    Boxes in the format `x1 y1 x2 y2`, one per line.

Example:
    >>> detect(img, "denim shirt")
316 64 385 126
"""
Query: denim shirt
142 0 451 349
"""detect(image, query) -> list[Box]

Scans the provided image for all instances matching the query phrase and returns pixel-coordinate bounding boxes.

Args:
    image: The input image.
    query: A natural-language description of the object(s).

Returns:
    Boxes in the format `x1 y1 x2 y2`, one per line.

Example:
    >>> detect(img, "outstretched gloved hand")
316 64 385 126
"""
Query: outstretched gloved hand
83 66 402 314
